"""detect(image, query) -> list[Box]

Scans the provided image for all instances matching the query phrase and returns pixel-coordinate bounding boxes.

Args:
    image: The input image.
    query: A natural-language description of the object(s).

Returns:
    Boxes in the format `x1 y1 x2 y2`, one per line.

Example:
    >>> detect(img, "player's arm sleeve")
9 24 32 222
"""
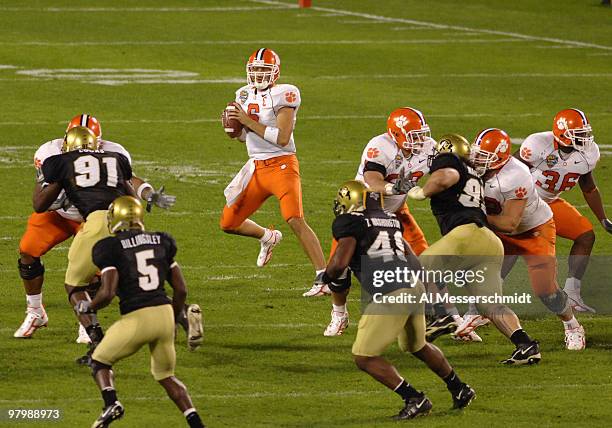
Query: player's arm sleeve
92 238 119 272
113 143 132 165
275 85 301 112
517 136 541 166
429 153 462 174
162 233 178 266
117 153 133 180
362 140 394 177
332 214 365 241
41 155 63 183
501 174 530 200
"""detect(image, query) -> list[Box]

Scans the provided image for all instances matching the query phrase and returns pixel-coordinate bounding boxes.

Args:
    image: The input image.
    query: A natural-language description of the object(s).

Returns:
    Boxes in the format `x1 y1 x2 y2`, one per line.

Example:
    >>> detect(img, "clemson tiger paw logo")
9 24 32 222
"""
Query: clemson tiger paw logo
367 148 380 159
514 187 527 199
394 115 408 128
285 92 297 103
521 147 532 160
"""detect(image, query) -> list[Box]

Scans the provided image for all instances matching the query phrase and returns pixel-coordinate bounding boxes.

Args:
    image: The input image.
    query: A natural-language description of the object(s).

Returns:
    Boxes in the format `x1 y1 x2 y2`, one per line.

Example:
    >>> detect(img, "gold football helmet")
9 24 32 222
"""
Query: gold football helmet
107 196 145 233
62 126 99 153
333 180 380 216
428 133 471 166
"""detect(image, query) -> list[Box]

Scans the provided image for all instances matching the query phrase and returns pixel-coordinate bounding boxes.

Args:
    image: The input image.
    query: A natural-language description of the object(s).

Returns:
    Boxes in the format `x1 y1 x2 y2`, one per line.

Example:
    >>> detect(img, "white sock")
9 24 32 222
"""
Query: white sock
26 293 42 311
332 304 346 313
564 277 581 293
563 316 580 330
260 228 273 243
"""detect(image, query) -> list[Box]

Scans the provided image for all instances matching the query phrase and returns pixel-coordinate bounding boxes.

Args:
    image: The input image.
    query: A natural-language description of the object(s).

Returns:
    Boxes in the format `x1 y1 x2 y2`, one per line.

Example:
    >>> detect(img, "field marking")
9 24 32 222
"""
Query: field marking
320 73 612 80
0 39 525 47
249 0 612 51
0 6 296 13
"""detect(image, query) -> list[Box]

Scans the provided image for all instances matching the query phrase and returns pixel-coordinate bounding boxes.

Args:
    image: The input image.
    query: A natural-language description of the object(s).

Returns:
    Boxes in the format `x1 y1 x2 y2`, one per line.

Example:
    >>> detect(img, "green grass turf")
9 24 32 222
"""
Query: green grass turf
0 0 611 426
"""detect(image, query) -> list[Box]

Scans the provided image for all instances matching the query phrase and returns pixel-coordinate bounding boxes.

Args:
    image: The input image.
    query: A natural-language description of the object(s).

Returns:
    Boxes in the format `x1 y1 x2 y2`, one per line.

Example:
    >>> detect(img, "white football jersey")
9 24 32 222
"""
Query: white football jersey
234 83 300 160
519 131 600 203
484 157 552 235
355 133 435 213
33 139 132 222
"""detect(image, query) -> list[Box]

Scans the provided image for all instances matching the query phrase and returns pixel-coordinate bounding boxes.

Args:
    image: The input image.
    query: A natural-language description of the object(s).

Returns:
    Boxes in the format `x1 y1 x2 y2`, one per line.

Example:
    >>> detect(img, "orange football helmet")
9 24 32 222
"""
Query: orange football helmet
246 48 280 90
386 107 430 154
66 114 101 140
553 108 593 152
470 128 512 176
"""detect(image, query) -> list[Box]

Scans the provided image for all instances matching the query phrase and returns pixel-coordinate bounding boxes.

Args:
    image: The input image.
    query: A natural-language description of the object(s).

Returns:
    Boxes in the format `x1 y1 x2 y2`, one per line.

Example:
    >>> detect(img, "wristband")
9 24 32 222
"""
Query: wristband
137 182 153 200
263 126 280 144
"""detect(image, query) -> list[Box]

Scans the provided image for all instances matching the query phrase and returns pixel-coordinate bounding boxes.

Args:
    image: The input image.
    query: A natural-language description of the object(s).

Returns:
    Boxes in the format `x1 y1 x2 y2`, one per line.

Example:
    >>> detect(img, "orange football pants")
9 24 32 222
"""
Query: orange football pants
19 211 82 258
328 203 428 260
220 154 303 230
548 198 593 240
499 219 558 296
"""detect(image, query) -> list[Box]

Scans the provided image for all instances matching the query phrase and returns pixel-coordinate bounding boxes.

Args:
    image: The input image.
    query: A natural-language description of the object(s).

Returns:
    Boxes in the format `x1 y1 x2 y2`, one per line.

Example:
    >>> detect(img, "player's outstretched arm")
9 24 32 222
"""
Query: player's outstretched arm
487 199 527 234
32 182 62 213
131 176 177 211
409 168 460 200
167 264 188 320
579 172 612 233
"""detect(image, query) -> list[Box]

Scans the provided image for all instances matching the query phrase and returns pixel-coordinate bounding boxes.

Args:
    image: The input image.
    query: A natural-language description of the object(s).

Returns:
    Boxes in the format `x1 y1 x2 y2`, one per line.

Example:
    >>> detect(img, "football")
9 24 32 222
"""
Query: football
222 103 243 139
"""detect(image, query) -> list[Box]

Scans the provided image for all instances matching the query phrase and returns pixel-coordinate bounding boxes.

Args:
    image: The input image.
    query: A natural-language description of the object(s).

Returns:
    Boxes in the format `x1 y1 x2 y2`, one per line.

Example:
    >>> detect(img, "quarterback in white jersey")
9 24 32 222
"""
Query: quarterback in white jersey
518 108 611 313
221 48 326 294
470 128 585 350
15 114 176 341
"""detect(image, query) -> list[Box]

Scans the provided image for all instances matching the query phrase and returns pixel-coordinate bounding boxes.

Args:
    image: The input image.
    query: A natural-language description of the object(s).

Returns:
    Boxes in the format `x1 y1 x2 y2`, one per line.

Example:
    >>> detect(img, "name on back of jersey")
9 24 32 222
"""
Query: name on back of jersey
120 234 162 249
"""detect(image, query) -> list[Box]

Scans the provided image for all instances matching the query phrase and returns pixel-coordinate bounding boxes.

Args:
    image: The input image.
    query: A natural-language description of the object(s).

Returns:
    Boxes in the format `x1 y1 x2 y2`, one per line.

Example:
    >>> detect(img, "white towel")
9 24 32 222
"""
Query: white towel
224 159 256 206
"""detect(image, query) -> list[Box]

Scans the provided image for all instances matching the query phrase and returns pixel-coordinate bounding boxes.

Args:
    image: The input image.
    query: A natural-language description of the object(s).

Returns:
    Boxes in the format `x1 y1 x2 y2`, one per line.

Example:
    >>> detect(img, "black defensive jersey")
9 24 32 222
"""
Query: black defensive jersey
42 149 132 219
92 230 176 315
332 193 405 282
429 153 487 235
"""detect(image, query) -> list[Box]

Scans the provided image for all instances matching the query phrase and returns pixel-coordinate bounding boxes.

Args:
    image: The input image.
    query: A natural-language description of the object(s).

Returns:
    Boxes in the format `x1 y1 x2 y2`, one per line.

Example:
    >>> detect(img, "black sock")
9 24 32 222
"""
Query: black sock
510 329 532 346
101 388 117 407
393 380 421 401
443 370 463 393
433 303 448 318
186 410 205 428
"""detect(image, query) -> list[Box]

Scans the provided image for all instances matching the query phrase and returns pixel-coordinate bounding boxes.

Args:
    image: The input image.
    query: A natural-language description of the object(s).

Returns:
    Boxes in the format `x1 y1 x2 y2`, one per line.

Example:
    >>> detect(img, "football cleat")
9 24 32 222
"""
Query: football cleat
76 323 92 344
452 330 483 343
453 314 489 338
565 325 586 351
425 315 457 342
187 304 204 351
392 393 432 420
257 230 282 267
13 308 48 338
323 310 349 336
565 292 596 313
452 384 476 409
501 341 541 365
302 272 331 297
91 401 124 428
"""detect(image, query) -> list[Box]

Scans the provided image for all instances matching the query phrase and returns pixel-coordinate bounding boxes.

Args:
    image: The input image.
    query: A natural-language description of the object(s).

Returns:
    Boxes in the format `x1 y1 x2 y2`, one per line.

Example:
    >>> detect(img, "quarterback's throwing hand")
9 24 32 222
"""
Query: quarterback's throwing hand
147 185 177 212
226 102 250 126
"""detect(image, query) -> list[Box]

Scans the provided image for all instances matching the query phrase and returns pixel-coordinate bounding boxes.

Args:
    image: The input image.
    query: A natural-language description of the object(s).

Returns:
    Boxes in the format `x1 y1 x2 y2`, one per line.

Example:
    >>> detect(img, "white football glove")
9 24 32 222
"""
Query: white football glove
74 300 92 314
407 186 426 201
146 185 177 212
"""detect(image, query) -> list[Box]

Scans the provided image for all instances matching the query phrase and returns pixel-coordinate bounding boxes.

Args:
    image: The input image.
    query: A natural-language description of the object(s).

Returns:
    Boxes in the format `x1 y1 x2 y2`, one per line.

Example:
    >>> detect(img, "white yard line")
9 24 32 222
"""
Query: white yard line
320 73 612 79
0 6 296 12
249 0 612 51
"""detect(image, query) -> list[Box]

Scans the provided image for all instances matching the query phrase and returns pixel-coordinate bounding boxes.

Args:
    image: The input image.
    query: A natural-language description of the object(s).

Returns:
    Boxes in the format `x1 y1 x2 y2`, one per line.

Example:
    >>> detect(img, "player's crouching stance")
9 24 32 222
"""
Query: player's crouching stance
323 181 475 419
75 197 205 428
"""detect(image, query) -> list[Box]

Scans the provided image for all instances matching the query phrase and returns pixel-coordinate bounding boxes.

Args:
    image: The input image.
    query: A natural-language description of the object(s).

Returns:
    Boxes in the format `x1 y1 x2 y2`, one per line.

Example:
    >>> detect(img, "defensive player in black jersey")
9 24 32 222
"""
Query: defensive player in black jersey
407 134 541 365
33 126 137 359
322 180 475 420
74 196 205 428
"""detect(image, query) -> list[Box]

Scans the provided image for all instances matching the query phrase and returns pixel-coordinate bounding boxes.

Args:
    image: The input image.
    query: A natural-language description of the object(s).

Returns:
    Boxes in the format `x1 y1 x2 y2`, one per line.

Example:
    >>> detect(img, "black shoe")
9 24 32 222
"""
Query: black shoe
425 315 457 342
75 348 94 367
452 383 476 409
501 340 541 365
392 393 432 420
92 401 124 428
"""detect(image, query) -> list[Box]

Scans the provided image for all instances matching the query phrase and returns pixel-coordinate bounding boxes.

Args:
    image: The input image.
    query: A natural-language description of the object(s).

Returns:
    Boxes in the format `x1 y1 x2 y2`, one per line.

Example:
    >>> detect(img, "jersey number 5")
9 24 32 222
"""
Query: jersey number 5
135 250 159 291
73 155 118 188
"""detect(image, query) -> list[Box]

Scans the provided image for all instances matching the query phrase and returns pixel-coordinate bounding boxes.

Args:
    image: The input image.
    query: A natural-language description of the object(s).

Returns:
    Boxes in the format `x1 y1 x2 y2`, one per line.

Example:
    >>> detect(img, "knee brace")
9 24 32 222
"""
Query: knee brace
539 290 570 315
18 258 44 280
90 359 112 378
323 269 351 293
86 323 105 347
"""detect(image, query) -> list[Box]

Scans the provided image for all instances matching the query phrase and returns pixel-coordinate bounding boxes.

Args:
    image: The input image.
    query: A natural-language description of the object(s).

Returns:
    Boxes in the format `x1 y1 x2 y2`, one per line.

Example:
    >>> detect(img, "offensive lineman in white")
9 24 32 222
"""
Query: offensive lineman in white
222 48 327 290
14 115 176 344
465 128 585 350
517 109 612 313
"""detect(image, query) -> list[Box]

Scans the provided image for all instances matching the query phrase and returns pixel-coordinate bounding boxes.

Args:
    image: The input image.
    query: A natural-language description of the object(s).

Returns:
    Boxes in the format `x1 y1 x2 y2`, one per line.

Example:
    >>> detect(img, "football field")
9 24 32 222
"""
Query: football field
1 0 612 426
